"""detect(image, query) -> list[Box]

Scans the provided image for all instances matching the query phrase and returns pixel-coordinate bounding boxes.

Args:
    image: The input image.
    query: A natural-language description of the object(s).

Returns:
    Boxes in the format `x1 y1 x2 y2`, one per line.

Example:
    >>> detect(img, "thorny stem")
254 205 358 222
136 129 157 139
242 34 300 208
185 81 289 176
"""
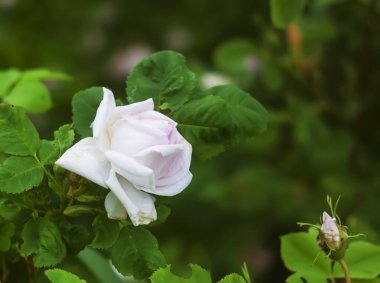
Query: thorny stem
339 259 351 283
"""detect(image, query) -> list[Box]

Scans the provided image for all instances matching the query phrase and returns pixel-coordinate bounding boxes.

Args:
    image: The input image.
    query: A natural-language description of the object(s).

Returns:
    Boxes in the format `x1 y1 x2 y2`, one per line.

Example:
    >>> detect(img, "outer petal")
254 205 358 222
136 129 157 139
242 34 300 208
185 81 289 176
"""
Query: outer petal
113 98 154 118
55 137 110 187
105 150 155 190
106 170 157 226
105 192 128 220
91 87 116 148
139 172 193 196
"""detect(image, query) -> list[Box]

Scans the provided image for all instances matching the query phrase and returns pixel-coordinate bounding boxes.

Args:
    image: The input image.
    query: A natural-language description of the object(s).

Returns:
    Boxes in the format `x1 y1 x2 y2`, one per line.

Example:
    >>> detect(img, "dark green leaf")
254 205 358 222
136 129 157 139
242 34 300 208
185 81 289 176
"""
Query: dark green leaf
0 219 15 251
127 51 196 111
270 0 306 28
0 105 40 155
72 87 103 138
150 264 212 283
112 226 166 280
156 205 171 224
174 85 268 159
91 214 120 249
63 205 95 216
0 68 21 97
61 222 91 254
45 269 86 283
0 156 44 194
21 218 66 267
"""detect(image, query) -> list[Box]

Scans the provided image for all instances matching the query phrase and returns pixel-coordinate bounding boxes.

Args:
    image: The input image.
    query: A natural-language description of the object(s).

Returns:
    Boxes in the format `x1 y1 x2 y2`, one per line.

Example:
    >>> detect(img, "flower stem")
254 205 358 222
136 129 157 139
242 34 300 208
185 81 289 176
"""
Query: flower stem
339 259 351 283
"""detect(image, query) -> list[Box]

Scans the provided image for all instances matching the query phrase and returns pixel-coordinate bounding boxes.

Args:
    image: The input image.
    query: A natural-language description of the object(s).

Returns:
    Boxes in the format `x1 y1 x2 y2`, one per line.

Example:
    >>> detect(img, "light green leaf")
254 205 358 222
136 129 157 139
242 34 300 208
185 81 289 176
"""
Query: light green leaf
111 226 166 280
127 51 196 111
0 68 21 97
0 220 15 251
91 214 120 249
0 105 40 155
0 156 44 194
150 264 212 283
21 217 66 267
72 87 103 138
45 269 86 283
22 69 70 81
285 273 305 283
54 124 75 155
38 140 60 165
218 274 247 283
270 0 306 28
4 80 52 114
174 85 268 159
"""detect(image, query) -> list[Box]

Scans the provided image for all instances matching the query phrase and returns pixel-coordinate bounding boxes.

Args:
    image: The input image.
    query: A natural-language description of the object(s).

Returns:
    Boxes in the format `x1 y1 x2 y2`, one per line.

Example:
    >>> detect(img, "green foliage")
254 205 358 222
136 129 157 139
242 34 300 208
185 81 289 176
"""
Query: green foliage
0 69 21 97
91 214 120 249
0 156 44 193
111 226 166 280
270 0 306 28
0 105 40 156
72 87 103 138
281 229 380 282
45 269 87 283
174 85 268 158
21 217 66 267
126 51 197 111
0 219 15 251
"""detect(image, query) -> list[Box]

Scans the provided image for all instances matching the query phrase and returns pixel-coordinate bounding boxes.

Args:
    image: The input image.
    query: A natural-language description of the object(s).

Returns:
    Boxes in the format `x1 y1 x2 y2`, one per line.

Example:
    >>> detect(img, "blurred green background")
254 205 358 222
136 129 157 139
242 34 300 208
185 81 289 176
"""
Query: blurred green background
1 0 380 282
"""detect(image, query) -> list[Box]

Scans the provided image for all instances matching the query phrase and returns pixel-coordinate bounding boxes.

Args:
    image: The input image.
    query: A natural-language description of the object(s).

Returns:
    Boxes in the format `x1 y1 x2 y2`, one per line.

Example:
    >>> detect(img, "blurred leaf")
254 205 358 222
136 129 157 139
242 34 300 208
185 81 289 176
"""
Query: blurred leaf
270 0 306 28
0 105 40 155
150 264 212 283
45 269 86 283
61 222 91 254
127 51 196 111
22 69 71 81
0 156 44 194
218 274 247 283
0 219 15 251
174 85 268 159
91 214 120 249
4 80 52 114
63 205 95 216
21 217 66 267
0 68 21 97
72 87 103 138
111 226 166 280
156 205 171 224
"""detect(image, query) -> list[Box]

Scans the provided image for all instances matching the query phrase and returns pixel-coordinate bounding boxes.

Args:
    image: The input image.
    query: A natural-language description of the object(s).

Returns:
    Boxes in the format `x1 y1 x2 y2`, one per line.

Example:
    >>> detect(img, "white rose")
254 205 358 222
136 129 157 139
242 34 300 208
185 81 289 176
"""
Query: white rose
321 211 340 248
56 88 192 226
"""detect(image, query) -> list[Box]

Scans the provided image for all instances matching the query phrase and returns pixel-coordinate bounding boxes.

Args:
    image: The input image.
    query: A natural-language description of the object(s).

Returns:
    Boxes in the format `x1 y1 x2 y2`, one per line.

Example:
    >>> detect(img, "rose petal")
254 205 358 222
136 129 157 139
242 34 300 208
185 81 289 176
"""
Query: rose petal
55 137 110 187
113 98 154 118
106 170 157 226
105 192 128 220
138 172 193 196
105 150 155 190
91 87 116 148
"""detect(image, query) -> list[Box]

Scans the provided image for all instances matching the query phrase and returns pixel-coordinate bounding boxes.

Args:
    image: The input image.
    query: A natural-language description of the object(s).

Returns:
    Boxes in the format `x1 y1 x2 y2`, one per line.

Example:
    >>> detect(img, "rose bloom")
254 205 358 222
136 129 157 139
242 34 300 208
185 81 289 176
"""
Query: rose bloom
321 212 340 248
56 88 192 225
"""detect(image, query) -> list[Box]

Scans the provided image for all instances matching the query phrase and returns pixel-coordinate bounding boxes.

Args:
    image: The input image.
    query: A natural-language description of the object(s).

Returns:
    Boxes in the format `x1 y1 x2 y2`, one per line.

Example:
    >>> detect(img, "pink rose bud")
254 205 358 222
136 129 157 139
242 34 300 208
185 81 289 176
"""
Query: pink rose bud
321 212 340 248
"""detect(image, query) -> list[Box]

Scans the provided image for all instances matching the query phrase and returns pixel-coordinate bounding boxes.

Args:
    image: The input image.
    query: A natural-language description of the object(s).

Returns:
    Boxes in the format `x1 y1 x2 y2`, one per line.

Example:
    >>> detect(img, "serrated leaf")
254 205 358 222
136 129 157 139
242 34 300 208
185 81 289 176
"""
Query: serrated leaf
218 274 246 283
54 124 74 154
0 220 15 251
127 51 196 111
111 226 166 280
45 269 86 283
4 80 52 114
270 0 306 28
91 214 120 249
0 156 44 194
21 218 66 267
0 105 40 155
38 140 60 165
0 68 21 97
61 222 91 254
72 87 103 138
174 85 268 159
150 264 212 283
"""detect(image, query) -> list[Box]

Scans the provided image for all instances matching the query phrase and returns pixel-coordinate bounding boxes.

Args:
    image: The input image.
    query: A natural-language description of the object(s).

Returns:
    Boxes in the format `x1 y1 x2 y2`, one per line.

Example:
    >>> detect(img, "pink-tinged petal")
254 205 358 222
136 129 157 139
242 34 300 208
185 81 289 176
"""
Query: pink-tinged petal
106 170 157 226
139 172 193 196
105 150 155 190
55 137 110 187
105 192 128 220
91 87 116 148
113 98 154 118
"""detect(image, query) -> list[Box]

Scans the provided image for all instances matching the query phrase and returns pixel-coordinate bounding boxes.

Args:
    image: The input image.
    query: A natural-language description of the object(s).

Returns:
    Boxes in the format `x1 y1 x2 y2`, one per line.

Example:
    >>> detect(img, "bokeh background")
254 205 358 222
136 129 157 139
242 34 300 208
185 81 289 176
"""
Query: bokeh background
1 0 380 282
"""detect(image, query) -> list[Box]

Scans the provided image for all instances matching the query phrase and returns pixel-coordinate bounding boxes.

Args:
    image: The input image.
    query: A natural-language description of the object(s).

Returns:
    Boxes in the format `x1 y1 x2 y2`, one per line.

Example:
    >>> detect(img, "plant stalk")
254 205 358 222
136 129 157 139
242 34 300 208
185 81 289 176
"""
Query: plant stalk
339 259 351 283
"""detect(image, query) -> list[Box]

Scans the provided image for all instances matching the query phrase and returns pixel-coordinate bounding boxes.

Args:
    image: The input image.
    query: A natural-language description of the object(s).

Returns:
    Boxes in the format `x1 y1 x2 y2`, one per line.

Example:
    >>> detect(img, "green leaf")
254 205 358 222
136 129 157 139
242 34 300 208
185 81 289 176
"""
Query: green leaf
111 226 166 280
45 269 86 283
281 229 331 282
54 124 75 154
150 264 212 283
0 105 40 155
63 205 95 216
72 87 103 138
4 80 52 114
0 156 44 194
38 140 60 165
270 0 306 28
127 51 196 111
155 205 171 224
174 85 268 159
91 214 120 249
218 274 247 283
0 220 15 251
0 68 21 97
22 69 70 81
21 217 66 267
